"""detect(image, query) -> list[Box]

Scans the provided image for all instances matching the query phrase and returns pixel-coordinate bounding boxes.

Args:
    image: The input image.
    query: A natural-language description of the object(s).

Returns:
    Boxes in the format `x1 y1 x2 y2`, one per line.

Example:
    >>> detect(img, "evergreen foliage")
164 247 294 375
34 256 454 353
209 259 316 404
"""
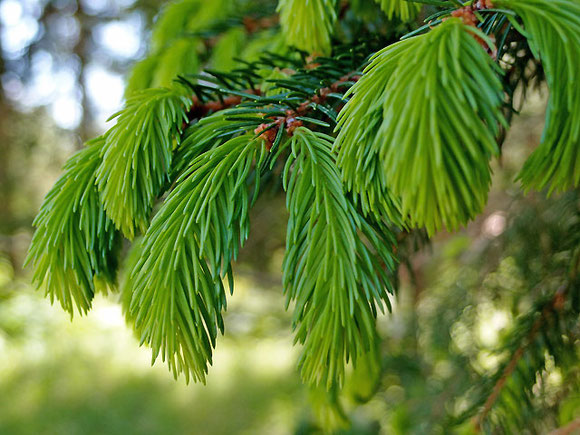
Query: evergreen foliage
96 87 192 239
278 0 337 54
448 191 580 432
129 135 265 382
282 128 395 388
505 0 580 193
337 19 506 234
27 0 580 429
126 0 230 94
472 290 579 431
25 137 121 315
374 0 420 21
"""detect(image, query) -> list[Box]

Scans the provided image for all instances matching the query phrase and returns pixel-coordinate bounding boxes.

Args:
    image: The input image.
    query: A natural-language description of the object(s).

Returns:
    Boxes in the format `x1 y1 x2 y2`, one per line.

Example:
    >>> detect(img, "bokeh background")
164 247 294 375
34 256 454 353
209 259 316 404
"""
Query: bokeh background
0 1 578 434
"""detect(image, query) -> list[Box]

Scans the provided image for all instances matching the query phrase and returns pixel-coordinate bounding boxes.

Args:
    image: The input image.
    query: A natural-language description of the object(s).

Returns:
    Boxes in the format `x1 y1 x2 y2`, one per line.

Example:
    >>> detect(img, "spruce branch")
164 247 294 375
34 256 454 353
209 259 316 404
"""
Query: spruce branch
498 0 580 193
96 86 192 239
25 137 121 316
128 135 266 383
166 48 374 190
126 0 279 95
254 73 358 148
125 0 230 94
172 112 243 176
22 0 580 422
282 128 396 389
186 89 262 120
277 0 338 54
336 18 507 235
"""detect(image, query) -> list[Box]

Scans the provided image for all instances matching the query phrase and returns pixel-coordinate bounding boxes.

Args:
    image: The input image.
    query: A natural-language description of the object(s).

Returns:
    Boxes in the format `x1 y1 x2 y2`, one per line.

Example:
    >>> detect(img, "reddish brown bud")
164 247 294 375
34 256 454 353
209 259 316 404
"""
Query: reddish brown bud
254 123 278 150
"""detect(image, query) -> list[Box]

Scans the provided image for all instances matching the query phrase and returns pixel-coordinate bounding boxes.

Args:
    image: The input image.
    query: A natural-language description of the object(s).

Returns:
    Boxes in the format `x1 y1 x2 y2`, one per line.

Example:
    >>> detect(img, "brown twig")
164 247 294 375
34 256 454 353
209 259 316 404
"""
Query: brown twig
473 286 568 431
185 89 262 121
182 73 359 149
242 15 279 34
448 0 497 58
254 73 360 149
548 417 580 435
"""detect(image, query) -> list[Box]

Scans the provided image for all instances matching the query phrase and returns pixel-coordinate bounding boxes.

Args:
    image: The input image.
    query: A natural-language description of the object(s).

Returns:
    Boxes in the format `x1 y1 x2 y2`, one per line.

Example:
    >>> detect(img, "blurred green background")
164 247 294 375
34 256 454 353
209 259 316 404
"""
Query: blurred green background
0 1 578 434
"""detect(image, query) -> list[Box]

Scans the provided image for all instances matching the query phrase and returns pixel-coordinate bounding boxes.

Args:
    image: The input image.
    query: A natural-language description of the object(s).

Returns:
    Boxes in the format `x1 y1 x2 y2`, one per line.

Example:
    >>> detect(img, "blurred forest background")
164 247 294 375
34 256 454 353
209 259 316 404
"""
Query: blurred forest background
0 0 578 434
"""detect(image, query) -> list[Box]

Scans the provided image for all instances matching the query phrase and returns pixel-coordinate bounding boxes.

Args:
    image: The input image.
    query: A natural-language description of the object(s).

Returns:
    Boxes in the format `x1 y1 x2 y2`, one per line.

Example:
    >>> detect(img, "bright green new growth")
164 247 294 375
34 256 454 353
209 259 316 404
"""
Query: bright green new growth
209 28 248 72
24 0 580 400
126 0 231 95
128 135 266 383
502 0 580 193
171 112 234 177
335 37 410 226
338 19 506 235
283 128 396 388
374 0 420 21
96 87 192 239
25 137 120 316
151 0 203 51
151 39 202 89
277 0 337 54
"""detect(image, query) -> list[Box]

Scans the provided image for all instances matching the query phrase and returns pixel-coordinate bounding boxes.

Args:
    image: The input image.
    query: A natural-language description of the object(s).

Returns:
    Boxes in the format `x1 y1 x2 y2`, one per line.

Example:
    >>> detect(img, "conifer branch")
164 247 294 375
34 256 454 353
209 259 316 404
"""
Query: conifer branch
128 135 266 383
25 0 580 416
126 0 279 94
282 128 396 389
336 18 506 234
277 0 337 54
254 73 358 148
96 86 192 239
186 89 262 120
25 137 121 316
501 0 580 193
473 286 569 431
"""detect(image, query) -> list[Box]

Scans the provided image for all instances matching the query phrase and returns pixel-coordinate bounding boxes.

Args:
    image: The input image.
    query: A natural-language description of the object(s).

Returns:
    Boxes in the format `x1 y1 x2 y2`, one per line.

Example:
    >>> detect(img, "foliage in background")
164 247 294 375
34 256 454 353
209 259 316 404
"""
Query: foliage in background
19 0 580 432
